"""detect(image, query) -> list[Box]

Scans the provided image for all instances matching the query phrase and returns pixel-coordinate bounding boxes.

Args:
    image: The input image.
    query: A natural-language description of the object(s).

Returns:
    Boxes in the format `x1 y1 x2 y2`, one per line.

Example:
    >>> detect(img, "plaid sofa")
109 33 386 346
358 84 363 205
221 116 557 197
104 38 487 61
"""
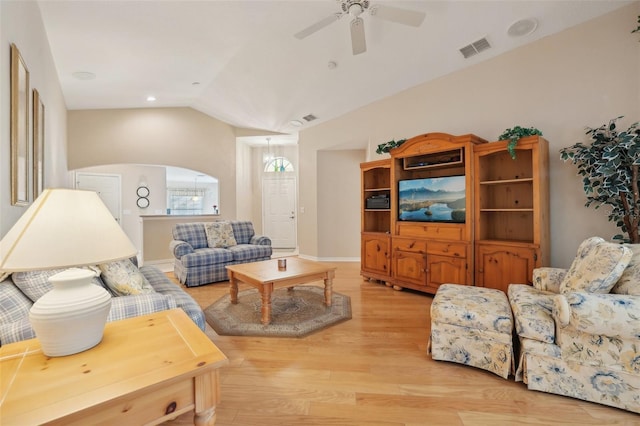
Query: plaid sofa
0 262 205 346
171 221 272 287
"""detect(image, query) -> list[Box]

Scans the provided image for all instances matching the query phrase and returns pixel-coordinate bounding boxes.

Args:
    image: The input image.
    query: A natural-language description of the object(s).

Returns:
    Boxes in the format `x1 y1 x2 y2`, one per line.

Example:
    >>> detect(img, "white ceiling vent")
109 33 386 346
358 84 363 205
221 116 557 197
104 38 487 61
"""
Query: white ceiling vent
459 37 491 59
303 114 317 122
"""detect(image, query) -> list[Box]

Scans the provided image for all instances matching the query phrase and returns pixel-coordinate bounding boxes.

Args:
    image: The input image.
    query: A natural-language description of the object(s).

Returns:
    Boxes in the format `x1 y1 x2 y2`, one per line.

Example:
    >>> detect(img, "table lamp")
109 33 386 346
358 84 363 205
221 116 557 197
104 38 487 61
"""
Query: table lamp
0 188 137 356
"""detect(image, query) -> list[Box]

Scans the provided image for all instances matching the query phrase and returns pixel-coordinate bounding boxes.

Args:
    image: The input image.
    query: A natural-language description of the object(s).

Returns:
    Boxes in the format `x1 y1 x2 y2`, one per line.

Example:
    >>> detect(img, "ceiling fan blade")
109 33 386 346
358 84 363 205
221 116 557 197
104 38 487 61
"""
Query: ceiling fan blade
370 5 426 27
294 13 342 39
350 17 366 55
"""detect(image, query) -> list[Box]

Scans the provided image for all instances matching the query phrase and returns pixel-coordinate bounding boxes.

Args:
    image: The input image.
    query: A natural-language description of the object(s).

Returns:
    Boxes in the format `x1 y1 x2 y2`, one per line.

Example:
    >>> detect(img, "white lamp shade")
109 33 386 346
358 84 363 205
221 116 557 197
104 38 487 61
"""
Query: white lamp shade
0 188 137 272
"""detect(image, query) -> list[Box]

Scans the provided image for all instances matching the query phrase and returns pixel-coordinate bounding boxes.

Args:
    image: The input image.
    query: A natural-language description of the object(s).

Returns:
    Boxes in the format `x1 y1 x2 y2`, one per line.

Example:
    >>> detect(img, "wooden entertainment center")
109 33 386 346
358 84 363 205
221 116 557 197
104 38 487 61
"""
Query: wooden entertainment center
360 132 549 294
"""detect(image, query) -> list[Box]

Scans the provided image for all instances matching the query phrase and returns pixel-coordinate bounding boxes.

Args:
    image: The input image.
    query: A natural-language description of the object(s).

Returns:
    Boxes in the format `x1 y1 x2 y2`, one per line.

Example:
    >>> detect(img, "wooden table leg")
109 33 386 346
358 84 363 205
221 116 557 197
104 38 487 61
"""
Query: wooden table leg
324 271 334 307
229 272 238 304
194 370 219 426
261 283 273 325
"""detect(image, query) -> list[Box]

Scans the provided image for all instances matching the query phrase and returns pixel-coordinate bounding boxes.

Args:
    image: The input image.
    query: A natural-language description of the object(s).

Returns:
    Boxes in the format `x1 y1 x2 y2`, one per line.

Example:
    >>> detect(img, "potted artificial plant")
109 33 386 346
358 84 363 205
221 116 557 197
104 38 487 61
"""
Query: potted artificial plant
560 116 640 243
376 138 407 154
497 126 543 159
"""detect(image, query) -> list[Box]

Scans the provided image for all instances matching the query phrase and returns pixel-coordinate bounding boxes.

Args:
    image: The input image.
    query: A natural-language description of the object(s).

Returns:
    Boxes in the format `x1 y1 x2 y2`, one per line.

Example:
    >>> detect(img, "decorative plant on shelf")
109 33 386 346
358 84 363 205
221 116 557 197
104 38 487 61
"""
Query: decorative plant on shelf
633 15 640 37
560 116 640 243
376 138 407 154
498 126 543 159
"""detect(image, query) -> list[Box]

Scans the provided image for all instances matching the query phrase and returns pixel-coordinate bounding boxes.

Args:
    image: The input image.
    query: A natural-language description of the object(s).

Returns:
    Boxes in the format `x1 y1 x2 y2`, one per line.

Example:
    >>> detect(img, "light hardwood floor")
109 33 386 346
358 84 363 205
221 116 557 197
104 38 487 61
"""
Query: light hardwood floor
167 262 639 425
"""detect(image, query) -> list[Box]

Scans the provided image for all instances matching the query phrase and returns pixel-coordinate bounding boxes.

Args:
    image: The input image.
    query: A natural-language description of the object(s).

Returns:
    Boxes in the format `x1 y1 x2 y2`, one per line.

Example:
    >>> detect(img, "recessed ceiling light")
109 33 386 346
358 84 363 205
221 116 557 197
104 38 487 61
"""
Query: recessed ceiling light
72 71 96 80
290 120 303 127
146 96 156 102
328 61 337 69
192 82 200 86
507 18 538 37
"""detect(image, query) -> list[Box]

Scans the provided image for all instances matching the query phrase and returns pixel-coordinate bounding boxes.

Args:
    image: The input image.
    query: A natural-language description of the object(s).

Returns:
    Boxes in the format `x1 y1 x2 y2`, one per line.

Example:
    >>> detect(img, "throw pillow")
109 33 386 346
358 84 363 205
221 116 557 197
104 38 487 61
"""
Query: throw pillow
611 243 640 295
204 221 237 248
99 259 155 296
12 268 109 302
559 237 632 294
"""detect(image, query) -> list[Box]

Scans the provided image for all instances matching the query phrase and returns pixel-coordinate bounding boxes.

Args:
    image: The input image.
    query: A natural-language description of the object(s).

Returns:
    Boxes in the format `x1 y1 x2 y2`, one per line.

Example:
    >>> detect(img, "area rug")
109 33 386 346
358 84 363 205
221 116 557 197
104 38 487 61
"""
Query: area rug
204 286 351 338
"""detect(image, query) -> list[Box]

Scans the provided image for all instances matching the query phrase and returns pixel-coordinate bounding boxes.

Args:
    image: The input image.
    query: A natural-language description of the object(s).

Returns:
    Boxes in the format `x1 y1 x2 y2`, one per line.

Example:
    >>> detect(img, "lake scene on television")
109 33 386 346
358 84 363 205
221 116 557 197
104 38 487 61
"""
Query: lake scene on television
398 176 466 223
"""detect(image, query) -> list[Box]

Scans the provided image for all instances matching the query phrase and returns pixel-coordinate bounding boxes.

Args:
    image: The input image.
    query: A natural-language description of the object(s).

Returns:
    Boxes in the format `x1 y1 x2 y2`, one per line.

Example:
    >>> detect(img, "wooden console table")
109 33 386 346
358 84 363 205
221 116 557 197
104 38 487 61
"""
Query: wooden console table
0 309 228 426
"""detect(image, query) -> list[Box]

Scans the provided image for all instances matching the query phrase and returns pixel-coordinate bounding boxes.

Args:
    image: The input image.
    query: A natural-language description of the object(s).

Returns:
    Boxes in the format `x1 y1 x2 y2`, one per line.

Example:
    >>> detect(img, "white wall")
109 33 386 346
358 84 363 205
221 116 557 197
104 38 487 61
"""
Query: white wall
299 3 640 267
1 1 69 237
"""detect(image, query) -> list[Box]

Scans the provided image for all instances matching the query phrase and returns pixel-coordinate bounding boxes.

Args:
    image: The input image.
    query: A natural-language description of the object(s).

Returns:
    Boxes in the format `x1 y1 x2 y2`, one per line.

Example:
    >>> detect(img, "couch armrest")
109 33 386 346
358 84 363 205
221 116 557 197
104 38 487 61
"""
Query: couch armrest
170 239 194 259
532 267 567 293
553 292 640 339
250 235 272 246
107 293 178 323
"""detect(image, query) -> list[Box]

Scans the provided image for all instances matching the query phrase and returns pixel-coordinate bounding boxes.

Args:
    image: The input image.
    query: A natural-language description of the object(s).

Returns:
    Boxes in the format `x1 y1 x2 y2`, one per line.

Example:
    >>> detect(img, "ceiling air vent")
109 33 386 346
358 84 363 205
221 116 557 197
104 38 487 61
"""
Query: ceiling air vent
302 114 317 122
459 37 491 59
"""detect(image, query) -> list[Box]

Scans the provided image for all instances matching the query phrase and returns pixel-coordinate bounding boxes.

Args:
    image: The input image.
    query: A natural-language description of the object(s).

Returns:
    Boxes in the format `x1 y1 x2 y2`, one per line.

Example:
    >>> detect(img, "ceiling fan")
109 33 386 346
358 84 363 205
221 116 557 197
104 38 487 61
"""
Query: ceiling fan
294 0 426 56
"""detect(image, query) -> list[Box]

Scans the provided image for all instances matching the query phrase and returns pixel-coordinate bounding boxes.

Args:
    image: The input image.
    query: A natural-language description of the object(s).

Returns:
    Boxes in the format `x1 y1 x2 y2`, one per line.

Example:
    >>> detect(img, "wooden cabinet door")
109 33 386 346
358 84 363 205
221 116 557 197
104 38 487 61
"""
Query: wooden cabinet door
393 250 427 287
476 244 537 292
361 234 390 277
426 254 467 293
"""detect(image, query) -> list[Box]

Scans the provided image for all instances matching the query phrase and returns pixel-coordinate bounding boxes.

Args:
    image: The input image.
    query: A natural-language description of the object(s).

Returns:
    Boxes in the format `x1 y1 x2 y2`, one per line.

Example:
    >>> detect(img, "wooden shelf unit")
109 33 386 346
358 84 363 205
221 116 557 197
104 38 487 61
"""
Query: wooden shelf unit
473 136 550 292
360 133 487 294
360 159 392 281
361 133 550 295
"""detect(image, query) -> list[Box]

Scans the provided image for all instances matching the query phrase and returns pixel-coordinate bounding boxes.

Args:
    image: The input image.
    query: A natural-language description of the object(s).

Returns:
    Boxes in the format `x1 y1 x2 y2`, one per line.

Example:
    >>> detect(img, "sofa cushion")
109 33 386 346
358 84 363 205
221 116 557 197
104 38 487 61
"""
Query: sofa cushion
204 221 237 248
612 244 640 295
99 259 155 296
172 223 208 249
228 244 273 262
230 221 255 245
140 265 206 330
559 237 632 294
0 277 33 324
508 284 556 344
431 284 513 334
181 247 234 268
12 268 109 302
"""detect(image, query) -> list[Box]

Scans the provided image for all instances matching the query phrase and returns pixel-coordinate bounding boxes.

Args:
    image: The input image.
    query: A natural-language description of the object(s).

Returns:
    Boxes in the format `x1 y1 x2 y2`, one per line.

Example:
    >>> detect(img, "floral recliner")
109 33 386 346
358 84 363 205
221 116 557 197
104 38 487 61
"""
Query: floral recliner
508 236 640 413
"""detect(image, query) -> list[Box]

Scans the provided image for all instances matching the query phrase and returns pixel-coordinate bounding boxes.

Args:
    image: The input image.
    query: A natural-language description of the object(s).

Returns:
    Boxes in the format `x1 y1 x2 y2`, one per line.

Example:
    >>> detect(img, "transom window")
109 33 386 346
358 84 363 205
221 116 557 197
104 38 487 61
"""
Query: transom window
264 157 294 173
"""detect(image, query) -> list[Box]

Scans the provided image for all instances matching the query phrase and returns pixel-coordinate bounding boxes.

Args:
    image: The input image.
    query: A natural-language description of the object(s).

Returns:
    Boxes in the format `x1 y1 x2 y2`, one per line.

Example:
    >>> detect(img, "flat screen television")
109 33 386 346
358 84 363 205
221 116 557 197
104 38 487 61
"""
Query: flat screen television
398 175 466 223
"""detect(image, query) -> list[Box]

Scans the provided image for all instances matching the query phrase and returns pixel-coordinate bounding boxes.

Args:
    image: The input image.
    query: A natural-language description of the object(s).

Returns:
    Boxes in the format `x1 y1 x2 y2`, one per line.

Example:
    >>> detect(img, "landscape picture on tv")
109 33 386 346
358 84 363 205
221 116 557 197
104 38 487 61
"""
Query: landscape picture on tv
398 175 466 223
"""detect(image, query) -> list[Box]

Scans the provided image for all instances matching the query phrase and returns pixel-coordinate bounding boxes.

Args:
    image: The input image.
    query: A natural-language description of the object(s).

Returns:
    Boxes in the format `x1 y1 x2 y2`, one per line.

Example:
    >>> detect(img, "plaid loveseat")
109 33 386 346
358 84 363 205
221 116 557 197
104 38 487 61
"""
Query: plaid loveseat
0 262 205 346
170 221 272 287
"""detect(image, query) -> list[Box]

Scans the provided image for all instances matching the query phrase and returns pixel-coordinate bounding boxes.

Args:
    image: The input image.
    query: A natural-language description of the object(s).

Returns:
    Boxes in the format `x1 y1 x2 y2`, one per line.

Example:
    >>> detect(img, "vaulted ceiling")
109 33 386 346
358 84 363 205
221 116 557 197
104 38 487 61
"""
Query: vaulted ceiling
39 0 631 143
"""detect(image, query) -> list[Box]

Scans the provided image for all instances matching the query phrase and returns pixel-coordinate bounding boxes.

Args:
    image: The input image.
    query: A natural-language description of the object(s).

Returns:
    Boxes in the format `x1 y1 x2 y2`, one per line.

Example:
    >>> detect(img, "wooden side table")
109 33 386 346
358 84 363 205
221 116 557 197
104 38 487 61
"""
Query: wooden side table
0 309 228 426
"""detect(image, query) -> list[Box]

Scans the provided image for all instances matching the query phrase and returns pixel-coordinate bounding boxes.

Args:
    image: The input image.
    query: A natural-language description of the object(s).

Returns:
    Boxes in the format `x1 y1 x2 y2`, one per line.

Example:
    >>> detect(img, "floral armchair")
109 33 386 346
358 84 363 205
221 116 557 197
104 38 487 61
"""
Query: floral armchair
508 237 640 413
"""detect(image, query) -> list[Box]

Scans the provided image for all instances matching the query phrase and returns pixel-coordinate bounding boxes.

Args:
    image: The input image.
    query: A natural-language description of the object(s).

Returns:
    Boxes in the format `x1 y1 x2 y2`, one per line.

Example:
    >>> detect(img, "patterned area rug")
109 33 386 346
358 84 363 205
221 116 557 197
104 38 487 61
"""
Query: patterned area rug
204 286 351 338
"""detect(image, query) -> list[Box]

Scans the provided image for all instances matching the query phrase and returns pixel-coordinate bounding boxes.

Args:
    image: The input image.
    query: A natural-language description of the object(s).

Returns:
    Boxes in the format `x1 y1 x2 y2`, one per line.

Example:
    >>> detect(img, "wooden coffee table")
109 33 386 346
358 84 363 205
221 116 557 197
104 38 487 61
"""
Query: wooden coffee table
0 309 228 426
226 258 337 325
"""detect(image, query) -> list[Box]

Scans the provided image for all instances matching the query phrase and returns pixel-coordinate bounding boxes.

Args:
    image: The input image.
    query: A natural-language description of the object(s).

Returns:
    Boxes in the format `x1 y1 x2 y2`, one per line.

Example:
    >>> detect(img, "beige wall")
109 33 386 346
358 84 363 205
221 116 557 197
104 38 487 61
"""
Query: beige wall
299 3 640 267
1 1 69 237
67 107 238 219
318 149 364 259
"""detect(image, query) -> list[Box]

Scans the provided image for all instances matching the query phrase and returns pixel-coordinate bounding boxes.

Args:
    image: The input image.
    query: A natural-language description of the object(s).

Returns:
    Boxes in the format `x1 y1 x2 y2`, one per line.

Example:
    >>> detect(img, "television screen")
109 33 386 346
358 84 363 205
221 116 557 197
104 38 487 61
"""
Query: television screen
398 175 466 223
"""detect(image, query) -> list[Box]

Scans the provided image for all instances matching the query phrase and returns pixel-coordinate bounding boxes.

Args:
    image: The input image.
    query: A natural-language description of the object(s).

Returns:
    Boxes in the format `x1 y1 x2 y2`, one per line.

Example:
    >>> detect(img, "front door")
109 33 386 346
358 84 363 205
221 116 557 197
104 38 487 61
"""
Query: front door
75 172 122 225
262 177 296 249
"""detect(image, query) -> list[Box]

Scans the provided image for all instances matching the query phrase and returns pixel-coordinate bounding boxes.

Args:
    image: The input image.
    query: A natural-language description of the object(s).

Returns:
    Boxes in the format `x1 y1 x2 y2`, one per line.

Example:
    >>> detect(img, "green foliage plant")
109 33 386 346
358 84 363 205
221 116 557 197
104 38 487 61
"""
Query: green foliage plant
633 15 640 36
560 116 640 243
498 126 543 159
376 138 407 154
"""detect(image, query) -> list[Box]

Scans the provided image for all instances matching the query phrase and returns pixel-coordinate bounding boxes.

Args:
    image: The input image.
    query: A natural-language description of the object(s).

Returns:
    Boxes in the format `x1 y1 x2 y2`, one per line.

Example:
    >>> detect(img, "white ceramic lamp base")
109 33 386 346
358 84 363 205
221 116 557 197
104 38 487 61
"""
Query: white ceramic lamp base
29 268 112 357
